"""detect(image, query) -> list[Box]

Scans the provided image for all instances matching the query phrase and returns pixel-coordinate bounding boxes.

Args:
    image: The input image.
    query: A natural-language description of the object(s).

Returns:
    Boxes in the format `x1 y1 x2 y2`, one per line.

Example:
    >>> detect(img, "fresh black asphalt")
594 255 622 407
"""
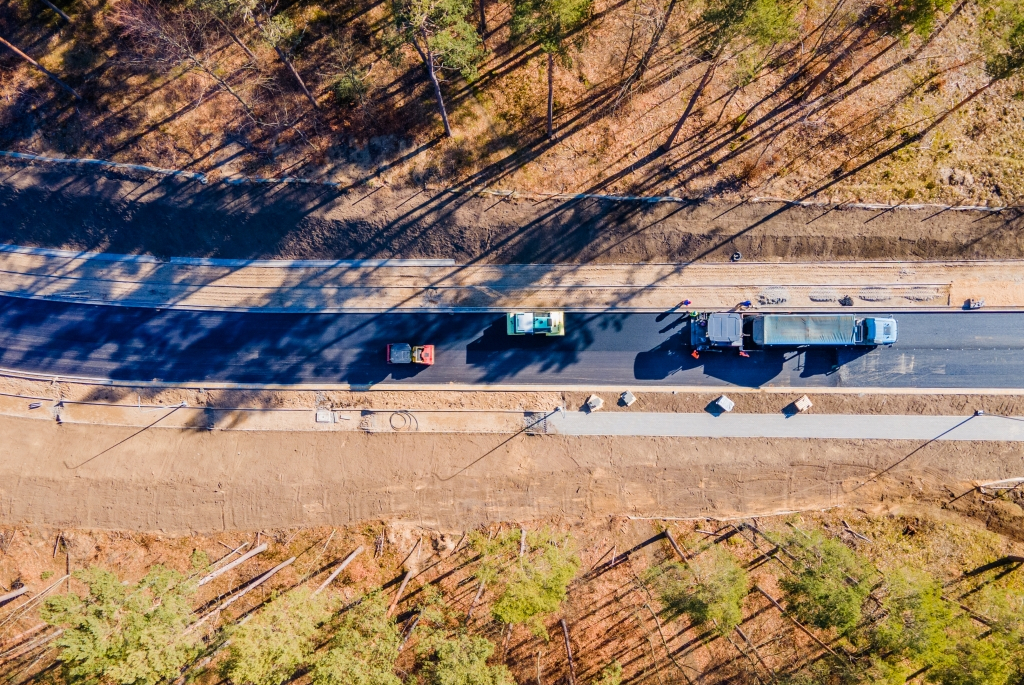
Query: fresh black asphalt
0 296 1022 388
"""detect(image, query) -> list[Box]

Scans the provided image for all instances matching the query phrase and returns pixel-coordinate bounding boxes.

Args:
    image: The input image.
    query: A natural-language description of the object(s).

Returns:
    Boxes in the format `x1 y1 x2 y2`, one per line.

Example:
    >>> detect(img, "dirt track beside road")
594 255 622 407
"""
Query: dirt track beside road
2 411 1020 531
2 167 1023 264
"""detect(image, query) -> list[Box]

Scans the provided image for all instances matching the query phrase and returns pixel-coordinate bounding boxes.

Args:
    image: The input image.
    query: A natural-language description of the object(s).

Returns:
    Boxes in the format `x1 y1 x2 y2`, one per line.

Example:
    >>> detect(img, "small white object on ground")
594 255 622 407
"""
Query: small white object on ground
794 395 813 413
714 395 735 412
620 391 637 407
586 395 605 412
315 409 335 423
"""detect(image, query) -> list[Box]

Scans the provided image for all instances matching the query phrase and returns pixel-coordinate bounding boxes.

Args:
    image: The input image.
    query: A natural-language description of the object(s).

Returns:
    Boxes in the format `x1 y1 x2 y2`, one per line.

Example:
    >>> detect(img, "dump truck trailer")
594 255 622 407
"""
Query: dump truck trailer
691 312 897 351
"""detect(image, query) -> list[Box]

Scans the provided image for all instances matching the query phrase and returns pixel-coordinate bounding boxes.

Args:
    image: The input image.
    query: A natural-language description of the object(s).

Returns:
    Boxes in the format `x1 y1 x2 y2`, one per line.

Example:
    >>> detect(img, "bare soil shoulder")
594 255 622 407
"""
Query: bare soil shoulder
2 409 1021 531
2 168 1022 263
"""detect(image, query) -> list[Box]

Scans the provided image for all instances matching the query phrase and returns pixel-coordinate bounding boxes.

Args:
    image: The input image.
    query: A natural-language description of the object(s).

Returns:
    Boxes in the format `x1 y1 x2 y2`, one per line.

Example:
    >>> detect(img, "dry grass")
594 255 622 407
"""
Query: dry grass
1 502 1022 684
0 0 1022 207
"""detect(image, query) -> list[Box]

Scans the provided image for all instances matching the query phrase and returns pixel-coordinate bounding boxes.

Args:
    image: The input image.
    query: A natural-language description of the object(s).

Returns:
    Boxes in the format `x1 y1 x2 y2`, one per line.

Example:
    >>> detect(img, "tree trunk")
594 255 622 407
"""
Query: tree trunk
662 52 718 150
0 34 81 100
214 15 257 63
479 0 487 43
39 0 71 23
560 619 577 685
426 48 453 137
799 22 874 101
251 14 317 108
622 0 678 93
547 52 554 139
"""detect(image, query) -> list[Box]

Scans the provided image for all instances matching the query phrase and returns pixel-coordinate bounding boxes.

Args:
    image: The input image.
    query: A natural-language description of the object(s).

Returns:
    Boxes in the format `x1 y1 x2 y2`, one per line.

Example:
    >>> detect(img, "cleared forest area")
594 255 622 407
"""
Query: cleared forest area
0 0 1022 206
1 505 1023 685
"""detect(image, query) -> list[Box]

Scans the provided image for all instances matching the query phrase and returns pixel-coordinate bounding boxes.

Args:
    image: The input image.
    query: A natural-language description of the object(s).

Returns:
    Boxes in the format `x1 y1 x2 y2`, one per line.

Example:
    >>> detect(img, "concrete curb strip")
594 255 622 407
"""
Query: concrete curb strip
5 394 1023 440
2 367 1022 394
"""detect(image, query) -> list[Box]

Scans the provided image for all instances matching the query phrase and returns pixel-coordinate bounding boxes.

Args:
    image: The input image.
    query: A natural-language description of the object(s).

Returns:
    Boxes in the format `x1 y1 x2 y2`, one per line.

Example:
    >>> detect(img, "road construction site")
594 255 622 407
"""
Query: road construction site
2 169 1024 531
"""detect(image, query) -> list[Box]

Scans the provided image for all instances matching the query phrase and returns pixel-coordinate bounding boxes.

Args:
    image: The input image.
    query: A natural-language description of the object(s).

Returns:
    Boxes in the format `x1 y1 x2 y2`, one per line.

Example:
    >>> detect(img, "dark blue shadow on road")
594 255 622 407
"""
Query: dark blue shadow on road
633 326 855 387
464 313 631 382
0 298 467 385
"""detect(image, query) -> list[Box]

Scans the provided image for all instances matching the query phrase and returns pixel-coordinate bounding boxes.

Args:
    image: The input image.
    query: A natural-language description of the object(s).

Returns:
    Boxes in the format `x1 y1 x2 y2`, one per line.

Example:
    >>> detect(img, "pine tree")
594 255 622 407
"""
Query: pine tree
223 588 330 685
648 544 749 636
509 0 592 138
41 566 199 685
392 0 483 136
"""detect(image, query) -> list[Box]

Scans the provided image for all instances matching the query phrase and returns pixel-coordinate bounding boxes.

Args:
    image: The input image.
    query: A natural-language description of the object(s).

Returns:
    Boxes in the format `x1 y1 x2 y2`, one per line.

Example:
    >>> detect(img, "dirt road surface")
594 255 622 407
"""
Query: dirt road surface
5 244 1024 311
2 168 1023 264
2 410 1020 531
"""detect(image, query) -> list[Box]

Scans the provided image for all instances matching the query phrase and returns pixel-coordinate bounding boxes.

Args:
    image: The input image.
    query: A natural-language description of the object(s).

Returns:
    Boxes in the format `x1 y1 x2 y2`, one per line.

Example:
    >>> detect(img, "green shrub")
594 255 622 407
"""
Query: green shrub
592 661 623 685
41 566 199 685
332 70 369 106
927 636 1016 685
418 633 513 685
872 567 955 662
489 531 580 637
311 591 402 685
779 531 874 635
648 545 748 635
224 588 330 685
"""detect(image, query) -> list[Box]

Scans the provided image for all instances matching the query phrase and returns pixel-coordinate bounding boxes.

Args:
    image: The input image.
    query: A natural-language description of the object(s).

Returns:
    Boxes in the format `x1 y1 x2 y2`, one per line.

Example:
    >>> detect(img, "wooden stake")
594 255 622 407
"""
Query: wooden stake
198 543 267 586
0 35 81 100
387 569 412 617
312 546 364 596
560 618 576 685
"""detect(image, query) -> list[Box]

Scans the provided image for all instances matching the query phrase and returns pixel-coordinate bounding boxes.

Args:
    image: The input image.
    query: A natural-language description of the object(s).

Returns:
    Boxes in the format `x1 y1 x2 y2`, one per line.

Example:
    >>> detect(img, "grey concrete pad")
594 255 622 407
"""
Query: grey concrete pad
546 412 1024 441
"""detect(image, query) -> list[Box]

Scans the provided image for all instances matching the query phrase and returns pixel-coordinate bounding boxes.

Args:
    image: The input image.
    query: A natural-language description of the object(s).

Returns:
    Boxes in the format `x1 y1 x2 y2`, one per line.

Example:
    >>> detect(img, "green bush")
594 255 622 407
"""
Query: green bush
927 636 1016 685
872 567 955 663
224 588 330 685
418 633 513 685
489 531 580 637
779 531 874 635
332 70 369 106
41 566 199 685
648 545 748 635
311 591 402 685
592 661 623 685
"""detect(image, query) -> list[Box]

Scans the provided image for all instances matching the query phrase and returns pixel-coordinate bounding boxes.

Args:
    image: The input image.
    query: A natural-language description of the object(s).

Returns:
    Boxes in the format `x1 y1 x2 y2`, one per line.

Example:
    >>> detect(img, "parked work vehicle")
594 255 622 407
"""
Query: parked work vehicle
387 343 435 365
506 312 565 336
691 312 897 351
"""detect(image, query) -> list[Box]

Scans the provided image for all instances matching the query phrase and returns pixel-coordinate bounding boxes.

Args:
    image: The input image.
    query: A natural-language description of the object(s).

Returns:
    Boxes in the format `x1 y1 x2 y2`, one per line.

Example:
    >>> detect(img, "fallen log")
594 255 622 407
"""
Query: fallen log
312 546 365 597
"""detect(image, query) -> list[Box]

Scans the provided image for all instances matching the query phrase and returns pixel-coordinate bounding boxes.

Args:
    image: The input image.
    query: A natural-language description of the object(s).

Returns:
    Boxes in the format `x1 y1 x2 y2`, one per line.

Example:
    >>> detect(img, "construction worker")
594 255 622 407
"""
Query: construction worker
691 350 700 359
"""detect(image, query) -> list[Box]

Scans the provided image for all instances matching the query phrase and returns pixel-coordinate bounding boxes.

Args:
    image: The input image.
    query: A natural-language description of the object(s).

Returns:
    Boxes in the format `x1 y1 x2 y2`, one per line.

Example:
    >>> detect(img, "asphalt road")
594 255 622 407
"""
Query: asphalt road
1 297 1023 388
